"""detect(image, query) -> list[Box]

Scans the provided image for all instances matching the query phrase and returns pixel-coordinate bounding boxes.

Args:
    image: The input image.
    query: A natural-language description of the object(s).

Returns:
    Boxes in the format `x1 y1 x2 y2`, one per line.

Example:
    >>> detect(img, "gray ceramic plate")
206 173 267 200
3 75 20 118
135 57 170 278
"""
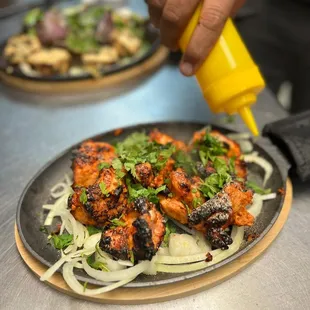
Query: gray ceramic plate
16 122 288 287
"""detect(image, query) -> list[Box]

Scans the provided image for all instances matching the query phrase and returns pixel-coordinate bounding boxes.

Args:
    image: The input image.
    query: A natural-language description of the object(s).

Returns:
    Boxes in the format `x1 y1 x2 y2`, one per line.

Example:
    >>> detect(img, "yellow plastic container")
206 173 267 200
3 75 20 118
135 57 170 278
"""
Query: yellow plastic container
179 4 265 136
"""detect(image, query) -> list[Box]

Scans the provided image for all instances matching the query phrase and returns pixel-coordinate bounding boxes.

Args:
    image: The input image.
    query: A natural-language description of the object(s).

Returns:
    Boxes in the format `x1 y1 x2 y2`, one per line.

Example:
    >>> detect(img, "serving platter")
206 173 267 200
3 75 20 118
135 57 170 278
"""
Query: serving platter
16 122 291 302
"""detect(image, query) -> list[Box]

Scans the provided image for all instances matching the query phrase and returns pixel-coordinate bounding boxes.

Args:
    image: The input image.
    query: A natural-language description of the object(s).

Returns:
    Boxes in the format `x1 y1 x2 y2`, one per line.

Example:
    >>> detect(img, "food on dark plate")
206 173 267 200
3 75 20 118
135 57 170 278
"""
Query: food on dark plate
2 4 152 78
40 127 277 296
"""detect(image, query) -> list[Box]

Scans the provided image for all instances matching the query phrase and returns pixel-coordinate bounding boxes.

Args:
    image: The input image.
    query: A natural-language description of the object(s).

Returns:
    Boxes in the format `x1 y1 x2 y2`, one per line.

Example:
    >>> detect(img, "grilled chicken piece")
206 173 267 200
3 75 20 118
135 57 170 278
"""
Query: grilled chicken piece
152 158 175 187
149 129 187 151
82 46 119 66
69 167 128 226
223 182 254 226
135 162 154 187
189 192 233 249
72 140 116 187
160 198 188 224
100 197 165 261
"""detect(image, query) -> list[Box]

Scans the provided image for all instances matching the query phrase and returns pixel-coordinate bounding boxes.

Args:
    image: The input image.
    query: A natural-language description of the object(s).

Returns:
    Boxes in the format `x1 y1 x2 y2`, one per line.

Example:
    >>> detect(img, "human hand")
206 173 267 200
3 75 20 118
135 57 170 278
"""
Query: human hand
146 0 246 76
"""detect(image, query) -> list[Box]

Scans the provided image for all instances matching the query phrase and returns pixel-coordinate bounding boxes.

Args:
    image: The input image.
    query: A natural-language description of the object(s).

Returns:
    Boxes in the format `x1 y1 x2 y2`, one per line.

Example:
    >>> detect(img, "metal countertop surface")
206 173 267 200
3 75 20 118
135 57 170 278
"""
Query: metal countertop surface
1 1 310 309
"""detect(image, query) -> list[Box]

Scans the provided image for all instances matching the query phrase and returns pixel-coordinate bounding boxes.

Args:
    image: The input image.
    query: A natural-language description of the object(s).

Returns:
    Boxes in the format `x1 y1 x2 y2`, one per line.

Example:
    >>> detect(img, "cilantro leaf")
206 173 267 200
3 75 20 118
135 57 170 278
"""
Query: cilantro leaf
39 225 48 234
24 8 43 28
174 150 197 176
87 226 102 236
87 256 109 272
99 182 109 196
162 221 176 247
98 162 111 170
50 234 73 250
129 250 135 264
112 158 125 179
126 179 166 204
80 188 87 204
246 181 272 195
110 216 126 227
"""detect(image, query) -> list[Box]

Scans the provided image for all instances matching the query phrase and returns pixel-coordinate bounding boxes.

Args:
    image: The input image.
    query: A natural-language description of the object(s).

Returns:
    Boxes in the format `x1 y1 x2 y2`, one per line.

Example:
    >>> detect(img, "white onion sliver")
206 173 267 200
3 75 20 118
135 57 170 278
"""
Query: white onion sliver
247 194 263 218
64 174 72 186
63 262 134 296
238 140 253 154
169 218 195 235
243 155 273 186
227 133 251 140
50 182 69 199
157 226 244 272
118 260 134 267
260 193 277 201
82 259 150 282
84 233 101 250
44 210 55 226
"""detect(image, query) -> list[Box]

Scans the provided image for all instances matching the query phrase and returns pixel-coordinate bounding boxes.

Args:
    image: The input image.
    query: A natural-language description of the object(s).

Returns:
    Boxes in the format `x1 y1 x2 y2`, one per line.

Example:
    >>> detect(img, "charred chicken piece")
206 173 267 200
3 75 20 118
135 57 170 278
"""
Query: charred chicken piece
149 129 187 151
223 181 254 226
69 167 128 226
100 197 165 261
188 193 233 249
135 162 154 187
152 158 175 187
72 140 116 187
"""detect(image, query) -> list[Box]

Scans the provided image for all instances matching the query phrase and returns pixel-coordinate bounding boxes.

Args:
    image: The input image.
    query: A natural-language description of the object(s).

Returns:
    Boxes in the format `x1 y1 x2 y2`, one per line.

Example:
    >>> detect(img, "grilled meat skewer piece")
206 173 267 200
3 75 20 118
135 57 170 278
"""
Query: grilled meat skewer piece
100 197 165 261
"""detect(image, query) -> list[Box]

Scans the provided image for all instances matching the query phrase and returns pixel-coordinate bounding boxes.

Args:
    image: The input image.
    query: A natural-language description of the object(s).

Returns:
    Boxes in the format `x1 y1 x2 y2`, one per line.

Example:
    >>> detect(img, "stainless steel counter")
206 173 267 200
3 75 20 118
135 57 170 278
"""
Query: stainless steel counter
1 2 310 309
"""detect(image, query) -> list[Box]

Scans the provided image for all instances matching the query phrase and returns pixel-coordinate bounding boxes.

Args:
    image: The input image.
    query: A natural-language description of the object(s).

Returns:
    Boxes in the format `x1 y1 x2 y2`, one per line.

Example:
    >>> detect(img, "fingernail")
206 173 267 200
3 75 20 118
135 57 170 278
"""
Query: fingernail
180 62 194 76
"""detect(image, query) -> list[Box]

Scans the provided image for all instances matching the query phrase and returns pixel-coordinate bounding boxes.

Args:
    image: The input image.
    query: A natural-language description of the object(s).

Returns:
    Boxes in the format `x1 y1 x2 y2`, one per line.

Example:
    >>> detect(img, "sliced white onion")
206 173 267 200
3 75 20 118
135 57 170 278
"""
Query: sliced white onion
118 260 134 267
247 194 263 218
169 218 195 235
243 155 273 186
143 255 158 276
63 262 134 296
156 226 244 272
168 233 202 257
260 193 277 201
50 182 69 199
195 232 212 253
227 133 251 140
82 259 150 282
238 140 253 154
64 174 73 186
157 247 170 256
95 252 125 272
84 233 101 250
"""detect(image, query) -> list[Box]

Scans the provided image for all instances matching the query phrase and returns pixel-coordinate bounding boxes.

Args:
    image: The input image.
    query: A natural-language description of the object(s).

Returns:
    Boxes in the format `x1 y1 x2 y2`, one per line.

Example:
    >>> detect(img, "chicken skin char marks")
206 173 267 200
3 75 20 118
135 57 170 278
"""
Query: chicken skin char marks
69 129 255 260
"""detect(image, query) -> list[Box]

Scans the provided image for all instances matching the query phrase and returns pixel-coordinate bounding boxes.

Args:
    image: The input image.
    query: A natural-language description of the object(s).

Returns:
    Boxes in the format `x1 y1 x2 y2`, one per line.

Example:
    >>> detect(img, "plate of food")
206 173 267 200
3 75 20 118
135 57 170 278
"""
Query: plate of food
16 122 288 298
0 2 162 81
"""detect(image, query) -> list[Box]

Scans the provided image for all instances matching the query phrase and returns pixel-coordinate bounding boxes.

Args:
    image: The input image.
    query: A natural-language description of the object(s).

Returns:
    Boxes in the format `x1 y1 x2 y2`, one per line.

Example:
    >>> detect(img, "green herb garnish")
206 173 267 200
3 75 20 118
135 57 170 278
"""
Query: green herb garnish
246 181 272 195
110 217 126 227
87 226 102 236
174 150 197 176
99 182 109 196
129 250 135 264
98 162 111 170
39 225 48 234
80 188 87 204
87 256 109 272
83 282 88 292
162 221 176 247
112 158 125 179
126 178 166 204
24 8 43 28
50 234 73 250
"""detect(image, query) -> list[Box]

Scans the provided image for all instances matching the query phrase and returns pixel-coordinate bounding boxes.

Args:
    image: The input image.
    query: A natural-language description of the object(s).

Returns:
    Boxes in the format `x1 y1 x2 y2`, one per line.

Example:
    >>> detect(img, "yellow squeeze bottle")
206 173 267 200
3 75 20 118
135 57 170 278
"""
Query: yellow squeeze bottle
179 4 265 136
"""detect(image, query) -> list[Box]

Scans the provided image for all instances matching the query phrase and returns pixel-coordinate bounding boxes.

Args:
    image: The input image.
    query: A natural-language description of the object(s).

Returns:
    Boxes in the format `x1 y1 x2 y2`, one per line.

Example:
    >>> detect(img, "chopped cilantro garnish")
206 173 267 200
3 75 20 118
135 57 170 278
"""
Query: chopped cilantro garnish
39 225 48 234
174 150 197 175
126 178 166 204
80 188 87 204
98 162 111 170
193 196 203 208
129 250 135 264
246 181 272 195
162 221 176 247
112 158 125 179
183 201 191 214
87 226 102 236
50 234 73 250
110 217 126 227
87 256 109 271
99 182 109 196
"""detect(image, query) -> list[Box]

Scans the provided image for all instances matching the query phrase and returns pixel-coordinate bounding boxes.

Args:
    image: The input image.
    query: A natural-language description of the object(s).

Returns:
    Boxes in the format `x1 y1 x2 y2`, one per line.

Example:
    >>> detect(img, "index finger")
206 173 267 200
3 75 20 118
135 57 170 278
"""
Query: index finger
180 0 235 76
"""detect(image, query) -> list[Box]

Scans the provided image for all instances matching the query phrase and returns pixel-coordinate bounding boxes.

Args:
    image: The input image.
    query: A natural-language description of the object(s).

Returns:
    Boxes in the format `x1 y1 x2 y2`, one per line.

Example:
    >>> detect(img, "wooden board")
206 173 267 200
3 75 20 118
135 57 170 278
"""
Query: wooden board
0 46 169 94
15 179 292 304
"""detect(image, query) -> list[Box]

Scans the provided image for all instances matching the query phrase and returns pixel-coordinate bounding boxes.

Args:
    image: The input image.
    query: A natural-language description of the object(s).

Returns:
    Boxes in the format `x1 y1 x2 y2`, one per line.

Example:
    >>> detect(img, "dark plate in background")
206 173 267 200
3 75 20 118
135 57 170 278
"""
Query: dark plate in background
16 122 287 287
0 23 161 82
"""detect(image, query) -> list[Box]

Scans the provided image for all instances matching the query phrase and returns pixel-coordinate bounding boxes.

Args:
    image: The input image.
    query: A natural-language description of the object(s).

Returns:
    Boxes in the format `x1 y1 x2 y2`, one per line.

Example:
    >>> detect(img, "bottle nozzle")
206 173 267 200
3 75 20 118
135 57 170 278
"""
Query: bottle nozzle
238 106 259 136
